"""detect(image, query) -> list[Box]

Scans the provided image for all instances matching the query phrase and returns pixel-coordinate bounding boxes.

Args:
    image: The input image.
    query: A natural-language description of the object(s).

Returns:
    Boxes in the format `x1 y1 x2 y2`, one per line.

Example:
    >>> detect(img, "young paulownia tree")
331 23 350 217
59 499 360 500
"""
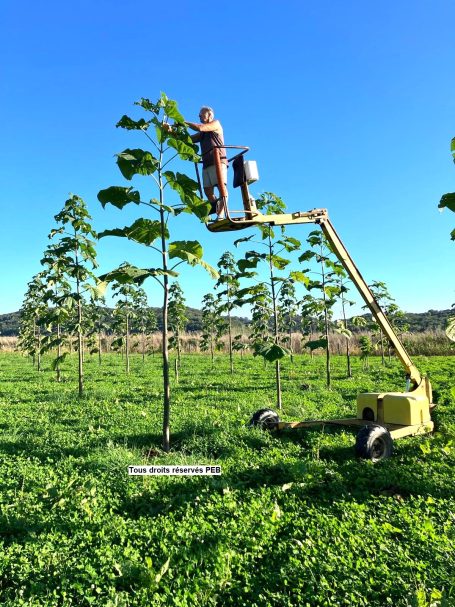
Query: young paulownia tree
42 195 100 396
278 278 299 362
332 268 354 378
97 93 217 452
133 297 157 363
215 251 240 374
18 273 48 370
84 297 110 365
234 192 306 409
299 230 343 388
200 293 225 365
168 281 187 380
366 281 390 365
39 246 73 382
111 278 146 374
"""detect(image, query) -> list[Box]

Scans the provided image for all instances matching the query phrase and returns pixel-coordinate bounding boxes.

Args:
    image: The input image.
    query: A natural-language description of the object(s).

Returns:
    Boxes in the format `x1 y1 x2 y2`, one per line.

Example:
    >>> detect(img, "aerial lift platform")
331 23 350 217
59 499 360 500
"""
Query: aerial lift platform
199 146 435 461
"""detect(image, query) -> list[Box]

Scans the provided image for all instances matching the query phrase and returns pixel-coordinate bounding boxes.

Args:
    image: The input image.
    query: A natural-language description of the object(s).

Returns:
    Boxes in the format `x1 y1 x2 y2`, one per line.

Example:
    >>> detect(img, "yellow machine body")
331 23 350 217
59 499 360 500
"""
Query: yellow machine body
357 392 432 425
353 376 434 440
357 376 433 426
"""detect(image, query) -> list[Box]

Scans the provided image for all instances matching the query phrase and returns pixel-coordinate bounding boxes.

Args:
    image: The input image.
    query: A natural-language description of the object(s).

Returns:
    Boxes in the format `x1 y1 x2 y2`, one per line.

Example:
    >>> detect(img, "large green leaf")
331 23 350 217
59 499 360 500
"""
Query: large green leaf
167 136 199 161
451 136 455 163
97 186 141 209
181 199 211 220
51 352 69 371
164 171 200 203
305 338 328 351
116 149 158 180
99 264 178 286
298 250 315 263
98 219 166 246
234 235 254 247
270 255 290 270
116 115 150 130
324 285 341 298
169 241 218 278
164 172 207 219
290 270 310 286
335 320 352 338
169 240 203 260
237 258 260 272
253 342 290 362
134 98 161 114
439 193 455 213
277 237 301 252
164 99 185 123
85 282 108 300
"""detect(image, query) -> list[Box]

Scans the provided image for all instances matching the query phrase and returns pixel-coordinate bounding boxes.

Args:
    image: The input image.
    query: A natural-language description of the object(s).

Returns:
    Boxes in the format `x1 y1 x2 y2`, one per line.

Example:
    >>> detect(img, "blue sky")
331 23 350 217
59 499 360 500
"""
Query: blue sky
1 0 454 317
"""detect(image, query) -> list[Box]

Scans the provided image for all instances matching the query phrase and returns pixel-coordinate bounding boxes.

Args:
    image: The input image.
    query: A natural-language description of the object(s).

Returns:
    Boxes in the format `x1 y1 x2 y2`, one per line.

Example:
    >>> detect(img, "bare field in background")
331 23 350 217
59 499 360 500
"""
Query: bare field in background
2 330 453 356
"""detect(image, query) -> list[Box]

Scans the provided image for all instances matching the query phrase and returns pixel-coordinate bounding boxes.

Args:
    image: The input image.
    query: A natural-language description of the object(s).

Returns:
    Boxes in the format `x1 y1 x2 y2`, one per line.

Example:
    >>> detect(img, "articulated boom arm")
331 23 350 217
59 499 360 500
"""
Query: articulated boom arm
316 214 422 388
214 208 422 387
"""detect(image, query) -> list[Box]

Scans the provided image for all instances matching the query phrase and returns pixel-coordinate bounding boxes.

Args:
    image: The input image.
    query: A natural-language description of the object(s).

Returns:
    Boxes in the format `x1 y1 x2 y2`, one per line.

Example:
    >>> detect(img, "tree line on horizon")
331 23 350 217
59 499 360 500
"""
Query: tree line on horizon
1 306 453 338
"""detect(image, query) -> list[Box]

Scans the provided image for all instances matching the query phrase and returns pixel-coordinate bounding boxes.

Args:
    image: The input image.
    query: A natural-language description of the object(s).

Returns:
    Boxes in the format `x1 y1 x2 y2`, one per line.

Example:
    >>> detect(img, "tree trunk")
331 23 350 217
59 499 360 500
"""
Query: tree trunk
275 360 282 409
125 312 130 374
77 299 83 397
324 307 331 388
160 204 171 453
74 235 84 397
57 323 61 382
177 330 181 368
228 310 233 374
321 258 331 389
37 329 41 372
268 232 283 409
379 328 385 365
341 296 352 378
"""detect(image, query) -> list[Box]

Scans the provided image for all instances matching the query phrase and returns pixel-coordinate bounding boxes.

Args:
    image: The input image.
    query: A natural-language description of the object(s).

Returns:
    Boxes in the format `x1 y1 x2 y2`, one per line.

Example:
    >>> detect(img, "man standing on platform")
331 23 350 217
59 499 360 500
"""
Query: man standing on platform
185 106 228 219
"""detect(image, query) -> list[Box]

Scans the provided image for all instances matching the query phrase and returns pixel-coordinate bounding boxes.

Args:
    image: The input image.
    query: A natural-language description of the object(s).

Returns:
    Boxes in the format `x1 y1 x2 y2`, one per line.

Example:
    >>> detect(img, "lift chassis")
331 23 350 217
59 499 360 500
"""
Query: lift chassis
205 148 434 461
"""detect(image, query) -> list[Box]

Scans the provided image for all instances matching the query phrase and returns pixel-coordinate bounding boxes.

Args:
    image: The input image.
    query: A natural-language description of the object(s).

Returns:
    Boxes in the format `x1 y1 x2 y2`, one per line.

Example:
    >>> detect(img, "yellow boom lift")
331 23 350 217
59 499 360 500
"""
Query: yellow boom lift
198 146 435 461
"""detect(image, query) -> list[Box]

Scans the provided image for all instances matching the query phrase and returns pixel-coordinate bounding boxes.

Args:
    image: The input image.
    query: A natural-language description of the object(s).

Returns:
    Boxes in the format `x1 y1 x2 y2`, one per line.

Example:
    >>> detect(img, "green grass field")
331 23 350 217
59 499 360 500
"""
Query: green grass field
0 352 454 606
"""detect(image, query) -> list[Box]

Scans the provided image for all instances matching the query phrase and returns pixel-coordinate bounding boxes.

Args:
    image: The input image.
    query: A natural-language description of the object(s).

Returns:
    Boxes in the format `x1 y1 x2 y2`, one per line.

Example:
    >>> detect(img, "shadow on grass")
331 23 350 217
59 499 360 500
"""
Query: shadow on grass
108 420 455 524
0 434 91 462
176 383 274 393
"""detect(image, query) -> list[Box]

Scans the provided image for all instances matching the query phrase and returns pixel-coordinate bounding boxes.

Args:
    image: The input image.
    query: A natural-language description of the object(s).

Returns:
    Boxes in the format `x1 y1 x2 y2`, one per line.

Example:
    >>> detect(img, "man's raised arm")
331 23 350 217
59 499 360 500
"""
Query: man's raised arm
185 120 221 133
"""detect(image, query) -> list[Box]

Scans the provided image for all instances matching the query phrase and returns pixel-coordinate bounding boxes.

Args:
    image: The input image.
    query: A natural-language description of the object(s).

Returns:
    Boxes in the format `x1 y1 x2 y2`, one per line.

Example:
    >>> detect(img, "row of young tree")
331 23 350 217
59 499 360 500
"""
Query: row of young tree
17 93 409 452
17 198 194 389
199 195 409 407
20 191 408 414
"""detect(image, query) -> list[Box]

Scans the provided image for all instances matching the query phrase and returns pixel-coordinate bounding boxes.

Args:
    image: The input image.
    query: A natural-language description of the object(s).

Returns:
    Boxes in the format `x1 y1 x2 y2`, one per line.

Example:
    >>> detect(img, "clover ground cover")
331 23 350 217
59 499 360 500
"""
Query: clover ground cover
0 353 454 606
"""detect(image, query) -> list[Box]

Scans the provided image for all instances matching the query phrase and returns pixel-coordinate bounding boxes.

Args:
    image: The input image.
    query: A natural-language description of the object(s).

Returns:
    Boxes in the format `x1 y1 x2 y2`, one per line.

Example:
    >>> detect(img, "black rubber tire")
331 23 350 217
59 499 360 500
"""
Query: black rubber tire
355 424 393 462
249 408 280 430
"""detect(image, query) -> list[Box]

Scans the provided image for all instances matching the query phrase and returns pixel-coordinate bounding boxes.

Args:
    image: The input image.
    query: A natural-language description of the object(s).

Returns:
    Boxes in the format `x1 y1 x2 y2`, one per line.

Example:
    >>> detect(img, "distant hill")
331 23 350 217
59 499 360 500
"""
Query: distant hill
351 309 453 333
0 312 20 336
0 307 250 336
